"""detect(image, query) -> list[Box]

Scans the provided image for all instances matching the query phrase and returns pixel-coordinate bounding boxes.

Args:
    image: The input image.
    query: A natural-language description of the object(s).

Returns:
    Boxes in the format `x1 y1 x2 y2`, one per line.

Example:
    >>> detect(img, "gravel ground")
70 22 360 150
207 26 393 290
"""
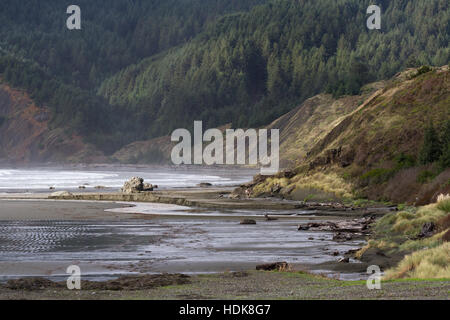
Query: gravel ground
1 271 448 300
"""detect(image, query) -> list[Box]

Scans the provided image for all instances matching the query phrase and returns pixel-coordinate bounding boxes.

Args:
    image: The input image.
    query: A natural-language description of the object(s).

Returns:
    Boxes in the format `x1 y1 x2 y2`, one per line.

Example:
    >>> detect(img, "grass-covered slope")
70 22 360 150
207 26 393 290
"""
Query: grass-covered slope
251 66 450 204
356 197 450 279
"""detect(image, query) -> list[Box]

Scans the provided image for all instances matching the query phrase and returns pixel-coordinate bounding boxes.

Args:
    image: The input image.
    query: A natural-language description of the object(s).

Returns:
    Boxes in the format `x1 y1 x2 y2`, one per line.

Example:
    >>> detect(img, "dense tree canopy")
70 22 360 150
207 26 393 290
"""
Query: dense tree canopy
0 0 448 153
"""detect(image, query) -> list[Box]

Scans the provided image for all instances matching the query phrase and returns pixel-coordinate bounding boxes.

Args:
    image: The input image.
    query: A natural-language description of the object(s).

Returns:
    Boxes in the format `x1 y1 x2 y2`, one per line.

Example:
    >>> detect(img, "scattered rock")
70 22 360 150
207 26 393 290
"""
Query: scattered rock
280 170 295 179
298 217 375 234
49 187 55 190
94 186 106 189
264 214 278 221
240 219 256 225
198 182 212 187
271 184 282 194
333 232 354 241
344 248 360 255
143 183 154 191
256 262 290 271
78 186 86 189
332 251 340 256
417 222 436 238
338 257 350 263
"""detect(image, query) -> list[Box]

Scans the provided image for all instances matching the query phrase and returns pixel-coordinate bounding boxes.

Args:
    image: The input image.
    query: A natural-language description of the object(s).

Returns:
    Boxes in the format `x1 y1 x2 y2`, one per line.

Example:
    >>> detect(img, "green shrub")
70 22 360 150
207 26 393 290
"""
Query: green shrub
419 124 442 165
411 65 432 78
438 121 450 170
437 199 450 213
394 153 416 169
360 168 395 185
439 143 450 170
417 170 436 184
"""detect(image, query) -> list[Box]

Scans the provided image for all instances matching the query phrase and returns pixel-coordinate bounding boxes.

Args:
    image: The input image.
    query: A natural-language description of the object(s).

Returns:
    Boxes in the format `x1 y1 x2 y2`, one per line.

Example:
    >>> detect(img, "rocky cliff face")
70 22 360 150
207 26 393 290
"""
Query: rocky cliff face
0 81 105 164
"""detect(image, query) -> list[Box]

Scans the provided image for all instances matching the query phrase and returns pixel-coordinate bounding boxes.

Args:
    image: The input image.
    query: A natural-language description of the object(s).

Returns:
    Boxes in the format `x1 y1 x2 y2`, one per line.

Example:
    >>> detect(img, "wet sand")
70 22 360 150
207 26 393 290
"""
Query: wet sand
0 199 142 220
0 199 370 281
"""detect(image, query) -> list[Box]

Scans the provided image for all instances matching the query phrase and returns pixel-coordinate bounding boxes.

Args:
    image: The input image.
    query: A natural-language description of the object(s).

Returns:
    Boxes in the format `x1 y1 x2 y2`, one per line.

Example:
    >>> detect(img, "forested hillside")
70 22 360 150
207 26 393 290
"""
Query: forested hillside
0 0 449 158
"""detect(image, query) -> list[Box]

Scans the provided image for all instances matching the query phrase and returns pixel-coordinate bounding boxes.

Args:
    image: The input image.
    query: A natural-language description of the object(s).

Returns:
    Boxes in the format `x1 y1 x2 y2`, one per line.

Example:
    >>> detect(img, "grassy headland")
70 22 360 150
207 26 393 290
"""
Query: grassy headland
247 66 450 205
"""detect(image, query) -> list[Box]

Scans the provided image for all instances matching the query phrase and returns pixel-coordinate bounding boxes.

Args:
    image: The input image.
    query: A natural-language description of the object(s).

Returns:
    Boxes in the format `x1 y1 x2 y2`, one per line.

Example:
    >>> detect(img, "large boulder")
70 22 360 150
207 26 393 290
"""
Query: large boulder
121 177 157 193
121 177 144 193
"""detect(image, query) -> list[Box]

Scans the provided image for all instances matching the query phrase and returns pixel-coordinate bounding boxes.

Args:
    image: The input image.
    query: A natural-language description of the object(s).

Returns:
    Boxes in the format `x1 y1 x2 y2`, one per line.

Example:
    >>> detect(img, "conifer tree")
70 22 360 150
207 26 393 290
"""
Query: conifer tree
419 123 442 165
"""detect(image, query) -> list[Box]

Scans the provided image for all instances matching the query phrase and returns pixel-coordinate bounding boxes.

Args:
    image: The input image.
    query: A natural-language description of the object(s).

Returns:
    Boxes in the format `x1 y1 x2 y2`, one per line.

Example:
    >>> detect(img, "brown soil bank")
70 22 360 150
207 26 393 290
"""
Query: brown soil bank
0 80 106 163
0 271 448 300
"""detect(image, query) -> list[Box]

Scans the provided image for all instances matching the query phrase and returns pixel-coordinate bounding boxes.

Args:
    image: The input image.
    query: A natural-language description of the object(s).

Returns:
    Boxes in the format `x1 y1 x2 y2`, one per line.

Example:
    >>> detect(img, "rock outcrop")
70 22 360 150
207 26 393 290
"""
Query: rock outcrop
121 177 157 194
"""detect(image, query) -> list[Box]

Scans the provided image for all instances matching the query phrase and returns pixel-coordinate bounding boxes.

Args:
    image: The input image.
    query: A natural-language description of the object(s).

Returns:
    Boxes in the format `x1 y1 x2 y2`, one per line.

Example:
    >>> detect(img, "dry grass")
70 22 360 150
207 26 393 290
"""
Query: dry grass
436 199 450 213
252 171 354 198
379 204 448 237
383 242 450 280
360 201 450 279
288 171 354 198
252 177 289 195
437 193 450 202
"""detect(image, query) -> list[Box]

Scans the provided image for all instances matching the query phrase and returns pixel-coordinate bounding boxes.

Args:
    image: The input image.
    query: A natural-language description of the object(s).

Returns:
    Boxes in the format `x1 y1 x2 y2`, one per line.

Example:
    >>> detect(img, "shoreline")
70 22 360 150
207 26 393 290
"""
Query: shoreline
0 187 396 217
